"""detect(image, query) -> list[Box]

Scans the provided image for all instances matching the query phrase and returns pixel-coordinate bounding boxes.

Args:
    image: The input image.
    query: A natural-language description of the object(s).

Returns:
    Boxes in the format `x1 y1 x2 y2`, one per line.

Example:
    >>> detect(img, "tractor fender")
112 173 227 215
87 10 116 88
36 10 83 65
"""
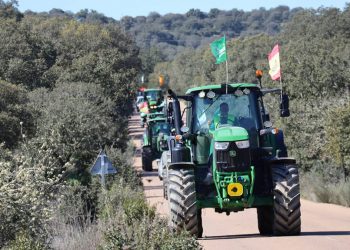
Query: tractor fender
168 162 195 170
268 157 296 165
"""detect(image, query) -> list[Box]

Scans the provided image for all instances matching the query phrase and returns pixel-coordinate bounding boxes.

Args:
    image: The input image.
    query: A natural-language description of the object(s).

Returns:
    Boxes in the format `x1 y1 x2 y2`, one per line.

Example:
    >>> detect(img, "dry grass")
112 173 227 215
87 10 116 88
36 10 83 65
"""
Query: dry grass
51 221 102 250
301 171 350 207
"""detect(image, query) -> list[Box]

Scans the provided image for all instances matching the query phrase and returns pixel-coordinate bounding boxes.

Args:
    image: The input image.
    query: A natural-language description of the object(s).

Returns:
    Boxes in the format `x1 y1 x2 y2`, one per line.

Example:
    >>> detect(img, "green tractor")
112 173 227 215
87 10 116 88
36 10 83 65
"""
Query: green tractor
161 80 301 237
142 113 171 171
140 88 165 127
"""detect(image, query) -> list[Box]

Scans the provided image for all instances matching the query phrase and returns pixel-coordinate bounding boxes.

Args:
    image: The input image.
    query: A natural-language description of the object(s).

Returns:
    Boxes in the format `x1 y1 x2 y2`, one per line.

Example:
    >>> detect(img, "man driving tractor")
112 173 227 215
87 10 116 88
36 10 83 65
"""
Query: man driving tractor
210 102 235 130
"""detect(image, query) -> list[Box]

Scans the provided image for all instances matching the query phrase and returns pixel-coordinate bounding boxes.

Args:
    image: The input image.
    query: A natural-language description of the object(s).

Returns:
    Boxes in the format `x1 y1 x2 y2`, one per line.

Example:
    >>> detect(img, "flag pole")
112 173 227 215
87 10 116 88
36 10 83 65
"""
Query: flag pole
225 35 228 94
225 60 228 94
279 76 283 101
279 45 283 101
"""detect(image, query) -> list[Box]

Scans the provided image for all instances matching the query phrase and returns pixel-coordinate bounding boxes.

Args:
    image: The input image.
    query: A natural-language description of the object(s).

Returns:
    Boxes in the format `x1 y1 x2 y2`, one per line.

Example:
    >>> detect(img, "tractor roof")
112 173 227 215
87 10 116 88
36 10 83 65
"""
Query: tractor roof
144 88 162 92
147 112 166 119
148 117 167 123
185 83 258 94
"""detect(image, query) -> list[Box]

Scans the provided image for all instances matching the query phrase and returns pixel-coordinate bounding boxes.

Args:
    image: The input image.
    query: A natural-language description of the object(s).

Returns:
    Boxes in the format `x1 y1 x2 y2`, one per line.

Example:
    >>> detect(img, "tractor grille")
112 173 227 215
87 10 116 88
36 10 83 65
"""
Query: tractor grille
216 142 251 172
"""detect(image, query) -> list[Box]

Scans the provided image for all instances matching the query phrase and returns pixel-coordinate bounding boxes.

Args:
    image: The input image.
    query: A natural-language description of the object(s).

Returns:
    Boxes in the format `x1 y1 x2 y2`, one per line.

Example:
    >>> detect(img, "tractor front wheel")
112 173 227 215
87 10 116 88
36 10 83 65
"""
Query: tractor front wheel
257 163 301 236
168 168 203 238
141 147 153 171
272 163 301 235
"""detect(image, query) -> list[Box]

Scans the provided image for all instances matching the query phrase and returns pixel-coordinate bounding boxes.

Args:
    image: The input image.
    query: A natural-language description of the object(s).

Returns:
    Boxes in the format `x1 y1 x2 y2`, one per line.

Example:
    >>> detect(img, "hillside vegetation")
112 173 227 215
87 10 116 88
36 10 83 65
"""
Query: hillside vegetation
1 0 350 248
21 5 303 81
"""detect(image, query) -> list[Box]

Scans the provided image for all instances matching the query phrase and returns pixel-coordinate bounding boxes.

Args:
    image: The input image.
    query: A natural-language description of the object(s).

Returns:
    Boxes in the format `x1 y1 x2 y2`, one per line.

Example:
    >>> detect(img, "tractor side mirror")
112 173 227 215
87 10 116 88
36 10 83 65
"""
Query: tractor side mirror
262 113 270 122
167 102 174 124
280 94 290 117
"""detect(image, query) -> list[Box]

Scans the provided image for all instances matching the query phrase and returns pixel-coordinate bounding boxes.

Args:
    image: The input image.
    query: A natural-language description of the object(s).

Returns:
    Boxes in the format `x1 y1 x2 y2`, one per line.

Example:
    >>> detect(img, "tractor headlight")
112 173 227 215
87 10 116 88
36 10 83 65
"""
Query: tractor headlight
214 142 230 150
235 140 250 149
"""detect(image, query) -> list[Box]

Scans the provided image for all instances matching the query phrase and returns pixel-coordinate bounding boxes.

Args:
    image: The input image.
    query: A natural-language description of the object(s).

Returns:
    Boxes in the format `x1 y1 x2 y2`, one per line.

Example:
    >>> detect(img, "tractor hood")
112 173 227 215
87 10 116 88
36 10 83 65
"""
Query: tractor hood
212 126 248 142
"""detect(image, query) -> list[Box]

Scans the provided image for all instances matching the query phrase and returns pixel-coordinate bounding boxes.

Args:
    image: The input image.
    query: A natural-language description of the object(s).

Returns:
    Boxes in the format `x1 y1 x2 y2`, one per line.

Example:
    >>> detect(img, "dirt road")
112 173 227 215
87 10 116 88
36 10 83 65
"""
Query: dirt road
128 114 350 250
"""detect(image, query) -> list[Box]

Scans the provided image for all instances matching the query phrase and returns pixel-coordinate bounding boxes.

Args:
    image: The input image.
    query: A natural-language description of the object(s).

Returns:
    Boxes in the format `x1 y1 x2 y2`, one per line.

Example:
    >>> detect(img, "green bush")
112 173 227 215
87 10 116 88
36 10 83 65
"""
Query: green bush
0 137 67 247
98 177 200 250
5 231 46 250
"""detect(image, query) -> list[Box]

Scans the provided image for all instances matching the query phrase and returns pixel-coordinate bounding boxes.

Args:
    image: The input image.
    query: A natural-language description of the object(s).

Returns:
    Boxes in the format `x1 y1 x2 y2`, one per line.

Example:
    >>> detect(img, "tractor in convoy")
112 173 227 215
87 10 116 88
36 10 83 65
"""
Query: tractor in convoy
141 112 171 171
139 88 165 127
160 73 301 237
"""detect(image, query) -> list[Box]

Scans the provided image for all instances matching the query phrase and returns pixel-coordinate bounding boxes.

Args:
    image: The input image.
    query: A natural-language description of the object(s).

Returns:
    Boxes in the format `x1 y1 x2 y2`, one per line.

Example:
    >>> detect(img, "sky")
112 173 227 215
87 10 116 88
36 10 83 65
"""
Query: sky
17 0 349 20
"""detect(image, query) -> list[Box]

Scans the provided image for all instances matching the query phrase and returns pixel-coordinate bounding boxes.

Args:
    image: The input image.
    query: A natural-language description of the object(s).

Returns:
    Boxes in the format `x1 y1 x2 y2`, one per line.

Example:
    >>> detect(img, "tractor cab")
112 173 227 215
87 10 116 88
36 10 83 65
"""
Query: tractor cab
141 114 171 171
188 85 262 166
143 89 164 113
140 89 165 127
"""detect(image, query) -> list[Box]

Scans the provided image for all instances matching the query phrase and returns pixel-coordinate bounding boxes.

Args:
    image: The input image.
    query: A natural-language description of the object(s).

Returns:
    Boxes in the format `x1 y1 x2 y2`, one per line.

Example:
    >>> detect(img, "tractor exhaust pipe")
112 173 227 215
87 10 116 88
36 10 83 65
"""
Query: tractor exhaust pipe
167 89 191 163
168 89 182 135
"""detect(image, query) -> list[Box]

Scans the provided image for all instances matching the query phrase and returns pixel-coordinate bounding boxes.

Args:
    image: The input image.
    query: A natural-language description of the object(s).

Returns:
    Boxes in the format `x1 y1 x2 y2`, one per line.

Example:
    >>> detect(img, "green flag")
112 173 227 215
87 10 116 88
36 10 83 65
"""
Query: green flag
210 36 227 64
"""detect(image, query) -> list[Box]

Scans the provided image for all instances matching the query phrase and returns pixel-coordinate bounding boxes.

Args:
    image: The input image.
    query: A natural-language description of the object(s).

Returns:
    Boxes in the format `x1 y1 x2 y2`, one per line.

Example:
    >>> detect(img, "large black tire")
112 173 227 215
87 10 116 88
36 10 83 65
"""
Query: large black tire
168 169 203 238
257 206 273 235
258 163 301 236
163 166 168 200
141 147 153 171
161 152 171 200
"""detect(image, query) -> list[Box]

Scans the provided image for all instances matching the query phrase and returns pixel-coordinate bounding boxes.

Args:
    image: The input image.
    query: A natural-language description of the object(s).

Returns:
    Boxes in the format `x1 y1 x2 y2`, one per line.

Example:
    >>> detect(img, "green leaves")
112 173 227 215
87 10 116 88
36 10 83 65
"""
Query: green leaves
325 103 350 179
0 12 142 246
0 19 56 89
0 81 33 148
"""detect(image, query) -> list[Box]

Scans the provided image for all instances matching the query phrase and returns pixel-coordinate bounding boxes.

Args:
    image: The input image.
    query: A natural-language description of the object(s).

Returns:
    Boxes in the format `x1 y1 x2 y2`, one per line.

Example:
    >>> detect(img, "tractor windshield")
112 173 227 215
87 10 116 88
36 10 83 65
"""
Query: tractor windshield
145 90 162 102
152 122 170 136
192 92 261 135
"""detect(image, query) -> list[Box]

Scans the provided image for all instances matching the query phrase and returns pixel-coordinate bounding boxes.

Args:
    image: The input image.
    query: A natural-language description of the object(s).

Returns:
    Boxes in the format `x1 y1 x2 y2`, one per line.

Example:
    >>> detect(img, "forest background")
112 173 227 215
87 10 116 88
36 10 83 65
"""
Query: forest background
0 0 349 248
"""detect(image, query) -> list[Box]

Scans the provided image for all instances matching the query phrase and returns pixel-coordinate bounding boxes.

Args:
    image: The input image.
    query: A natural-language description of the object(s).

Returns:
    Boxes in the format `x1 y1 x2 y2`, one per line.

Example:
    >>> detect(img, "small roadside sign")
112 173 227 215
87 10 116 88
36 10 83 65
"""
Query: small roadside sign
90 150 117 187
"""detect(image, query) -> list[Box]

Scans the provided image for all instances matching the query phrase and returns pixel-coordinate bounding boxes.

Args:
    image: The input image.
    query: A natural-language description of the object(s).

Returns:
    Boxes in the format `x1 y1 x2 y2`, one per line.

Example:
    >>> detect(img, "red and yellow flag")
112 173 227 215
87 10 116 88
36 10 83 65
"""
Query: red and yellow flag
268 44 281 81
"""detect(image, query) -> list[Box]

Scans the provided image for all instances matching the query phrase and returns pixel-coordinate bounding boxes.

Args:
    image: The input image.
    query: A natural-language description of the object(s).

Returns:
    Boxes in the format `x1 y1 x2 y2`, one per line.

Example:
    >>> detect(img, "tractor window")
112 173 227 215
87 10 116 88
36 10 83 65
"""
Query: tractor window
192 92 261 134
145 90 162 102
152 123 170 136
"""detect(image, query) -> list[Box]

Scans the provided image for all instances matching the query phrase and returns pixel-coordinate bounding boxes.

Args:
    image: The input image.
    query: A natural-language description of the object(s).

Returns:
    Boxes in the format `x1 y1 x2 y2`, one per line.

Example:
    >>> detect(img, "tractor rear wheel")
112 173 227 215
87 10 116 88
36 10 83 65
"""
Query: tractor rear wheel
271 163 301 235
168 168 203 238
163 166 169 200
141 147 153 171
161 152 171 200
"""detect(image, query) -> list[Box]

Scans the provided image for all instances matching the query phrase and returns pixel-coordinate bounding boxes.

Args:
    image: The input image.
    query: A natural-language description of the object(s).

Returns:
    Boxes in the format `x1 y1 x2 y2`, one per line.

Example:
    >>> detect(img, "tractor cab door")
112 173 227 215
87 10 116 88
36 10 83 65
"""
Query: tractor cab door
189 98 213 165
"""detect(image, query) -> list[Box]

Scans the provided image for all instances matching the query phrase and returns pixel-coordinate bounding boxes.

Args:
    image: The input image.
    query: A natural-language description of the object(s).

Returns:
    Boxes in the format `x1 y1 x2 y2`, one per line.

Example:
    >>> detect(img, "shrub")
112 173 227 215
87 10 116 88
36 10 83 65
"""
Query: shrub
0 141 65 248
98 179 200 250
5 231 46 250
301 168 350 207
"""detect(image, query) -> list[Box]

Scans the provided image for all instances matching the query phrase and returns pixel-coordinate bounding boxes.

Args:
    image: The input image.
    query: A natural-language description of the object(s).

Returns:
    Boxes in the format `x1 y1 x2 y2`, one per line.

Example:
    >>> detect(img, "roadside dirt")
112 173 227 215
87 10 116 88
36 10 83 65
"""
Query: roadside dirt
128 113 350 250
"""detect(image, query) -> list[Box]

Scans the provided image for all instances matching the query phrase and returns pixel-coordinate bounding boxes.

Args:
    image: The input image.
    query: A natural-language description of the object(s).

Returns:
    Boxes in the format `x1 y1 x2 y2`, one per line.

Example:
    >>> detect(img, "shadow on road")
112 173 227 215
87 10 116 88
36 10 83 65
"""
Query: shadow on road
200 233 261 240
146 195 164 199
141 171 159 177
144 185 163 190
301 231 350 236
201 231 350 240
134 148 142 157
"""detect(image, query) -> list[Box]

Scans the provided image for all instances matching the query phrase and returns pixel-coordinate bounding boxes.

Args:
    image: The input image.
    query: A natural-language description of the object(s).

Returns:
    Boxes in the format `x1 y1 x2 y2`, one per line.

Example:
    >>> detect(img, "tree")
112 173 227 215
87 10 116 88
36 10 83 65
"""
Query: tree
0 19 57 89
0 0 22 21
325 103 350 180
0 80 34 148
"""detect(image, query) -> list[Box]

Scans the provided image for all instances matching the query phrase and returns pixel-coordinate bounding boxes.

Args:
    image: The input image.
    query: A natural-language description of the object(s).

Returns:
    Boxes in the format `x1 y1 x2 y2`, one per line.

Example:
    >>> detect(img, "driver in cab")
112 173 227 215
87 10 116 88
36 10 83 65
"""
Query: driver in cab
209 102 235 130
